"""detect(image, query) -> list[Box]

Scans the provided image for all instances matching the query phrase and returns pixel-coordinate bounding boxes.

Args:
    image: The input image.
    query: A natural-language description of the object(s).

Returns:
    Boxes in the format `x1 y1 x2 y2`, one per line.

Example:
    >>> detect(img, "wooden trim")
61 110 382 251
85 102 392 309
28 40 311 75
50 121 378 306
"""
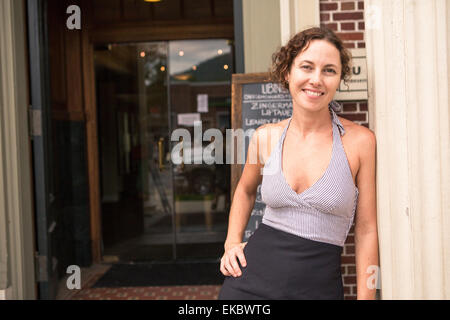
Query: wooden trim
90 22 234 44
230 72 270 199
81 0 102 264
230 77 241 200
52 110 86 121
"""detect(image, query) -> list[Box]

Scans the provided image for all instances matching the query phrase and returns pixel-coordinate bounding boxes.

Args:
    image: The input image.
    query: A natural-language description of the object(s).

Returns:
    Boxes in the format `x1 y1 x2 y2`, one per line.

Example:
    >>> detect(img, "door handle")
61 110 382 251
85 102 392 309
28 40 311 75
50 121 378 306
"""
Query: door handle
180 139 185 172
158 137 165 170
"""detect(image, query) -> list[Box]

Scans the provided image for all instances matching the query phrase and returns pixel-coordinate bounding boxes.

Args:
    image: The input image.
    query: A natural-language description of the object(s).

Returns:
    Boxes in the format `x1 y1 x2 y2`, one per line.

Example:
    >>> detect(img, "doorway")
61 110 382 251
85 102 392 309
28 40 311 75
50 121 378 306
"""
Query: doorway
94 39 233 262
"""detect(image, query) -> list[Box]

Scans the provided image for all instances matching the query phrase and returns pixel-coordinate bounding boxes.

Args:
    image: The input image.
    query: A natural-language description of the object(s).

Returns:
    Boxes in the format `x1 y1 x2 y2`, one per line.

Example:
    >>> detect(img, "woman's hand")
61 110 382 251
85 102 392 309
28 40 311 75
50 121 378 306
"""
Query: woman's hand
220 242 248 277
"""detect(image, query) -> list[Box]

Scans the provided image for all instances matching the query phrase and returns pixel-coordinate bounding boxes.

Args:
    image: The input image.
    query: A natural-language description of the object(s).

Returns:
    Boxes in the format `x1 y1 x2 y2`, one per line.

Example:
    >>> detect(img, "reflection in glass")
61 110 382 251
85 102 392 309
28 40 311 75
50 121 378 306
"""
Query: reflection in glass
169 40 233 258
93 39 234 261
94 42 174 260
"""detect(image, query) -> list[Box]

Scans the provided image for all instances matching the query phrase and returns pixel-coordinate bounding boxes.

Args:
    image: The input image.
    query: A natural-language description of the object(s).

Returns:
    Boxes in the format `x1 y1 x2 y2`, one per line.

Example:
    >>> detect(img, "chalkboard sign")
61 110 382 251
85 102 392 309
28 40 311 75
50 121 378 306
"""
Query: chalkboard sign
231 73 293 241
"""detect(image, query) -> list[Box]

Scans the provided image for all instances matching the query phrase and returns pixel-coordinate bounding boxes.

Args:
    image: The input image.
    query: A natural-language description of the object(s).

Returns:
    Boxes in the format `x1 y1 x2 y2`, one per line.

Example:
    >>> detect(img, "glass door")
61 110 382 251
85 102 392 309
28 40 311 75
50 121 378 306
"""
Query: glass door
169 39 233 260
94 39 233 262
95 42 175 261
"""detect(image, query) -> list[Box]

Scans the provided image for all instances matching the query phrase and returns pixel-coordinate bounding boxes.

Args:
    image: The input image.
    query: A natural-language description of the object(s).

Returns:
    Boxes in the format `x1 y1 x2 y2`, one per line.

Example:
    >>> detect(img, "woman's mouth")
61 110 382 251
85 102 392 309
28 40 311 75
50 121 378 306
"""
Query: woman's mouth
302 89 325 97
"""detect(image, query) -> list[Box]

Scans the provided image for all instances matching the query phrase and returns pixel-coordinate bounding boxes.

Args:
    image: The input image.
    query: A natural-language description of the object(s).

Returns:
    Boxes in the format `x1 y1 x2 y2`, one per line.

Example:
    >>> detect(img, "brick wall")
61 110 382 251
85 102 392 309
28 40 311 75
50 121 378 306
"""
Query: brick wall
320 0 368 300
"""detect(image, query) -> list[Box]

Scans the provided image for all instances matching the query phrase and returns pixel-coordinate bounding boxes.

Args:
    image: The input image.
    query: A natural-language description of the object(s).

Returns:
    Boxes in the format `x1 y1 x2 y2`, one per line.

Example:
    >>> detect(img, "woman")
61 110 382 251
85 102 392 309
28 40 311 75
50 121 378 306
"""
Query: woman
218 27 378 300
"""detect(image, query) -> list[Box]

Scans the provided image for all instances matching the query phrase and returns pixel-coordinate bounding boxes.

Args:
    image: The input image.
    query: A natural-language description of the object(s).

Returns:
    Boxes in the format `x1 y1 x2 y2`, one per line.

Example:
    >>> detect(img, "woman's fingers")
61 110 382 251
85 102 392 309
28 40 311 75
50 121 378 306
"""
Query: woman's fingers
220 257 231 276
228 254 242 277
220 243 248 277
237 250 247 268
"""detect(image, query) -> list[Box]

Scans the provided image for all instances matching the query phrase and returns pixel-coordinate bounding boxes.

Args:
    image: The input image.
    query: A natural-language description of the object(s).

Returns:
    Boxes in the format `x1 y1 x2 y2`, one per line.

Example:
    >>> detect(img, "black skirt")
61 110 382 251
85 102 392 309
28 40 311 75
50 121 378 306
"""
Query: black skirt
218 223 344 300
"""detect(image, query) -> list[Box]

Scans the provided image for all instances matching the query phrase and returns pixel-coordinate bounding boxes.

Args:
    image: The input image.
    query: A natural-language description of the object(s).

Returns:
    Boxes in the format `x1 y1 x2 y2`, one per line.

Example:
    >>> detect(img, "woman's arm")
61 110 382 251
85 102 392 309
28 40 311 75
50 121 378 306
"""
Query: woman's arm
220 126 266 277
354 128 379 300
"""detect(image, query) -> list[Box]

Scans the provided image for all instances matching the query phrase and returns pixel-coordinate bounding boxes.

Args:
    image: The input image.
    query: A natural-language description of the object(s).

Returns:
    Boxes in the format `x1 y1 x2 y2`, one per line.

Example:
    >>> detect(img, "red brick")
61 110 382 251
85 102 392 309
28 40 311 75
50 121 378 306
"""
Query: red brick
343 102 357 111
341 266 346 274
341 113 366 122
333 12 364 20
344 275 357 285
341 2 355 11
320 2 338 11
346 295 357 300
322 22 338 31
343 286 351 294
336 32 364 41
358 1 364 10
320 13 330 22
357 42 366 48
341 255 356 264
344 42 355 48
345 235 355 243
341 22 355 31
360 102 368 111
347 266 356 274
361 123 369 128
359 21 365 30
345 244 355 255
349 224 355 233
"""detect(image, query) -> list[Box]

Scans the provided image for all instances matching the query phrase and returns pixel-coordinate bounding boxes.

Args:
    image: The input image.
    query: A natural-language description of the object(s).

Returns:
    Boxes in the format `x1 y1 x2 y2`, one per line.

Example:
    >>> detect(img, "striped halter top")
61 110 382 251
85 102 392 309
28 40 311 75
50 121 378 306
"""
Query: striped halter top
261 106 359 247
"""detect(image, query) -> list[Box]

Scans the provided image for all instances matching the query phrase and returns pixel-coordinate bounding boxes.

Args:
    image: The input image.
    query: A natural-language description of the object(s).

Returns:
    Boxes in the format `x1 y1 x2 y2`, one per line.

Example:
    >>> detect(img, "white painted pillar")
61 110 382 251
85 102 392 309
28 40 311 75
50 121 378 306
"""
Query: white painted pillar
242 0 320 73
365 0 450 299
280 0 320 45
0 0 36 299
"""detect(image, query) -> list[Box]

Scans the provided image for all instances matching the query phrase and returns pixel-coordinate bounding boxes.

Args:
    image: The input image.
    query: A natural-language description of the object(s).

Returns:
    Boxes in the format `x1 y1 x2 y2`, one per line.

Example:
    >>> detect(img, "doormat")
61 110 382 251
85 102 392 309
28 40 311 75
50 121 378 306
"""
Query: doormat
92 262 225 288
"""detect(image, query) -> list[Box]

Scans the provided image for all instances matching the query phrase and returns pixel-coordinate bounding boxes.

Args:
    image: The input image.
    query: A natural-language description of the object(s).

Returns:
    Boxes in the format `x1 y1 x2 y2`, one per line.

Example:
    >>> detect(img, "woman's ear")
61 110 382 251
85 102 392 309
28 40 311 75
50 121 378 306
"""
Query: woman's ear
284 72 290 84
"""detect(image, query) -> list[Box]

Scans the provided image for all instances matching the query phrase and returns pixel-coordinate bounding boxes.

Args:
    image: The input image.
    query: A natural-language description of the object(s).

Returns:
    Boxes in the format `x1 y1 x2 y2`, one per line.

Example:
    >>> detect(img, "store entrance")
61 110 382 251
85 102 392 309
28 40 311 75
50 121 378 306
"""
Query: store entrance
94 39 233 262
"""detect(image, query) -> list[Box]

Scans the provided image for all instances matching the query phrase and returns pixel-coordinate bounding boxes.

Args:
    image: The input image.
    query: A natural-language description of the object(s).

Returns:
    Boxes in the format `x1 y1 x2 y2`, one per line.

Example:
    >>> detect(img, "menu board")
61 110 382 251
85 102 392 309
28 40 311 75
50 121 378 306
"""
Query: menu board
231 73 293 241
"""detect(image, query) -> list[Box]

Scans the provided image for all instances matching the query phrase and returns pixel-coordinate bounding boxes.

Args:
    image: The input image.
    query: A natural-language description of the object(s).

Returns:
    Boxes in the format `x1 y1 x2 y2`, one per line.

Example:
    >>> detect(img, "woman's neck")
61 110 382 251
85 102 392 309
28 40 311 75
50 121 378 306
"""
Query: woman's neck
289 105 332 139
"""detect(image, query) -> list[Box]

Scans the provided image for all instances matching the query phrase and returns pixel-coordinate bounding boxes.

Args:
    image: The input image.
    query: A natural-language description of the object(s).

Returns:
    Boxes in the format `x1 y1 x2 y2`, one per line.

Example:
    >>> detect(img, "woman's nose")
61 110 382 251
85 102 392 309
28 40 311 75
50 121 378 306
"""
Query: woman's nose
309 71 322 86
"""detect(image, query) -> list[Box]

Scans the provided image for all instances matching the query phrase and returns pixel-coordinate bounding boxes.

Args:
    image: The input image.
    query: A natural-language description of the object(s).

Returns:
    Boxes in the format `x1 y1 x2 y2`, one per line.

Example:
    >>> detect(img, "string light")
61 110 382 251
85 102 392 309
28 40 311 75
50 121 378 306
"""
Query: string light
223 64 229 70
178 50 184 57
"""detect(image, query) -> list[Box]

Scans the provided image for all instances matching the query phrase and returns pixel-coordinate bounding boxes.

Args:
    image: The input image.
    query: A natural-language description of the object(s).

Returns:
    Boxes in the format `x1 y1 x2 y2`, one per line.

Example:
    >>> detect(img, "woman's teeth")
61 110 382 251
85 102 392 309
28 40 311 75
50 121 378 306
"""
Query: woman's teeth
304 90 323 96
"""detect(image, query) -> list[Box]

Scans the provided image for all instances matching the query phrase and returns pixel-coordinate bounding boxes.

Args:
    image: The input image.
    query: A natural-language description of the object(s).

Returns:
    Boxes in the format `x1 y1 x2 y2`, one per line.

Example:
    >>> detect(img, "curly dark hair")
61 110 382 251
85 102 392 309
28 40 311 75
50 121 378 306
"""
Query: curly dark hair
271 26 352 89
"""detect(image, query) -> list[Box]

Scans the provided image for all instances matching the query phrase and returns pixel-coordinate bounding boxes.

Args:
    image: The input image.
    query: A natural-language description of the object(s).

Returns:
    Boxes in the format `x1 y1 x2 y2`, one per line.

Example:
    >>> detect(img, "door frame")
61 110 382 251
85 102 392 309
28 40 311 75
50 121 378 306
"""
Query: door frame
80 0 234 263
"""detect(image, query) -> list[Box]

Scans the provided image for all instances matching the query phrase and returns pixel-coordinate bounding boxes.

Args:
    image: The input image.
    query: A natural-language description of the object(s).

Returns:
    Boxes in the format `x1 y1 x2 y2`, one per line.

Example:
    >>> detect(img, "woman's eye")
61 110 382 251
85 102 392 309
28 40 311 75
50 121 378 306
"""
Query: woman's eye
324 68 337 74
301 65 312 70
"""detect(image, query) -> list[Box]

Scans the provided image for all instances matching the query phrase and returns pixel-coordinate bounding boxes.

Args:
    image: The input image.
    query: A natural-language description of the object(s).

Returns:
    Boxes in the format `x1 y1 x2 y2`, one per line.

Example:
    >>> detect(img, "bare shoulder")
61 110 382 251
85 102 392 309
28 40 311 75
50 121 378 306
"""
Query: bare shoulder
255 118 289 133
338 116 376 159
253 118 288 141
251 118 289 162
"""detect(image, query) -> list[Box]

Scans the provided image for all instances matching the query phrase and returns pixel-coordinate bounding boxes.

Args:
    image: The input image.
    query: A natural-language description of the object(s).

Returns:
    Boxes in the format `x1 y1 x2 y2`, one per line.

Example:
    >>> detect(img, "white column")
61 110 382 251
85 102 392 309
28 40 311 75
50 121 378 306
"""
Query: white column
0 0 36 299
280 0 320 46
242 0 281 73
365 0 450 299
242 0 320 73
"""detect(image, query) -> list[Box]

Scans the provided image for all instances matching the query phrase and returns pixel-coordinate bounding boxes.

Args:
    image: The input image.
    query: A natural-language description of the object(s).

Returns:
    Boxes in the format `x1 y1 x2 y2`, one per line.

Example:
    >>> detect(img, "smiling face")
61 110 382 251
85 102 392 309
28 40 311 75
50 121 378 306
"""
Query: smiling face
286 39 342 112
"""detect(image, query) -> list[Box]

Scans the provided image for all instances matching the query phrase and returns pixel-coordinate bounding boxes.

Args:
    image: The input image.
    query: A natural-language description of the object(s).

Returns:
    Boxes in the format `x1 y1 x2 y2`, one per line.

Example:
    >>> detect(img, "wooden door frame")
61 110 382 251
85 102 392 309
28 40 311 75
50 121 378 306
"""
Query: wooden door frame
80 0 234 263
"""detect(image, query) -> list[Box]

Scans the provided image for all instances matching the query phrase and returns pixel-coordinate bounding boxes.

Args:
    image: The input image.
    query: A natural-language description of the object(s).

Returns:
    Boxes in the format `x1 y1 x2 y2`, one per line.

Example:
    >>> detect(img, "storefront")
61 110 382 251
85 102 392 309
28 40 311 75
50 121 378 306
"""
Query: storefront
4 0 448 301
1 0 324 301
37 0 239 298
